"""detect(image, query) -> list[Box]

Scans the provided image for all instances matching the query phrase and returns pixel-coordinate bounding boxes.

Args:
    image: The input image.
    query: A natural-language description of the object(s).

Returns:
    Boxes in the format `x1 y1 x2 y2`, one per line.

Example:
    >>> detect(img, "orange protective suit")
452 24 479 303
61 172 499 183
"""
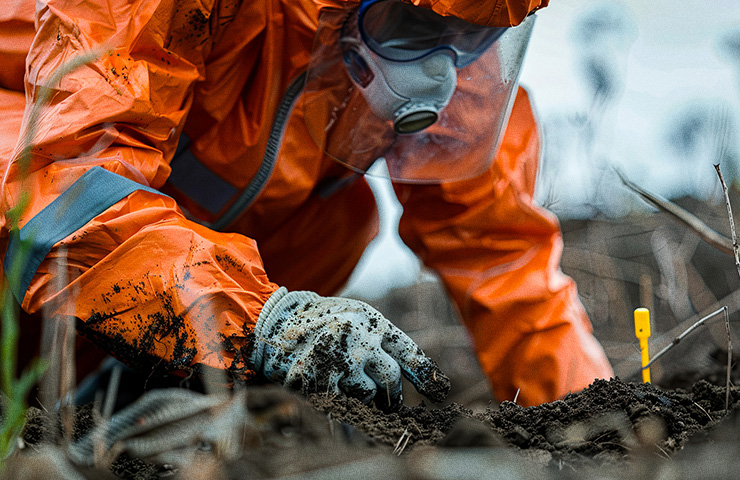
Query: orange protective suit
0 0 613 406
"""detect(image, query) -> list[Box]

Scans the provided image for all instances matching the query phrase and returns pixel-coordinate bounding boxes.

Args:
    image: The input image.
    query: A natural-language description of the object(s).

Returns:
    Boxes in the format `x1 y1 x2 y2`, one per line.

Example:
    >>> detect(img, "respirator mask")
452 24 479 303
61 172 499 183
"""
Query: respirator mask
302 0 535 183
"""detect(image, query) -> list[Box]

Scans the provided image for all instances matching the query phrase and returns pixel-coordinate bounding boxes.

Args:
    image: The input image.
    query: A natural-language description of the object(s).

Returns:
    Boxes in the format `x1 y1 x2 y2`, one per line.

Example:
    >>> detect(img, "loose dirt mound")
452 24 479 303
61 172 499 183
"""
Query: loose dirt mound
309 378 737 461
9 377 740 479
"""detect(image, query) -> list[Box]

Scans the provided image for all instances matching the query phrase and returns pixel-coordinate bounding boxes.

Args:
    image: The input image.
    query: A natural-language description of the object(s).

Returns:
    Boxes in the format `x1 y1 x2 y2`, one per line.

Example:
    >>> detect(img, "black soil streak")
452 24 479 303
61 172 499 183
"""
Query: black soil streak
79 288 197 376
81 291 259 384
141 293 198 370
215 253 246 273
298 331 349 394
271 329 357 398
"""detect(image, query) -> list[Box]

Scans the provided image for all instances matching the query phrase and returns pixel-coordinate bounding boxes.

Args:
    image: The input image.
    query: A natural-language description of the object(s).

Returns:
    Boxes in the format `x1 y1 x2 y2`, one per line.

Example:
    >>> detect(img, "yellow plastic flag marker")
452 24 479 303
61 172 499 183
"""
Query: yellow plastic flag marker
634 308 651 383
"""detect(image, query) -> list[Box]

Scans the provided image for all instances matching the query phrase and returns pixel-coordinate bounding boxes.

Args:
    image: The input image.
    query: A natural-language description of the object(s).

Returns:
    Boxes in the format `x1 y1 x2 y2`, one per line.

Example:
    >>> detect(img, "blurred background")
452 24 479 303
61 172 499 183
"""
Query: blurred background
340 0 740 405
525 0 740 218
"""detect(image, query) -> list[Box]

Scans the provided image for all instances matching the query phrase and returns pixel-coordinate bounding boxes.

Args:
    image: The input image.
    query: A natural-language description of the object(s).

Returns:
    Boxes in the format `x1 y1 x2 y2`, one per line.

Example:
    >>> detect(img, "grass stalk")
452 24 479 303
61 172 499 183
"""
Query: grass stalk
0 46 106 462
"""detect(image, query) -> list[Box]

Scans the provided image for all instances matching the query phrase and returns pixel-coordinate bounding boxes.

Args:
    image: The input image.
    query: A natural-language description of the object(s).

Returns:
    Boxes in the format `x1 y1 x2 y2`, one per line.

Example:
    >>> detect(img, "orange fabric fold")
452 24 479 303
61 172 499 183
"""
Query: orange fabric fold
1 0 612 403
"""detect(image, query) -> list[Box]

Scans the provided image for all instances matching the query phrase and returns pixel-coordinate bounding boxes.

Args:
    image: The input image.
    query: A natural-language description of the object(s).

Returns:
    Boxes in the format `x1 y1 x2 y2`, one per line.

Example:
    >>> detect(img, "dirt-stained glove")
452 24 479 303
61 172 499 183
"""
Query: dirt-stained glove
249 287 450 410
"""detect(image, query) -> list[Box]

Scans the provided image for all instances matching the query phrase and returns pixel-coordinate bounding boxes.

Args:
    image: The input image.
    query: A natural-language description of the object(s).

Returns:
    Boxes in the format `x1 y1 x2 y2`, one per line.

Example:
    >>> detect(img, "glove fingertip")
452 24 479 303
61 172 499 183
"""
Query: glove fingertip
413 363 451 403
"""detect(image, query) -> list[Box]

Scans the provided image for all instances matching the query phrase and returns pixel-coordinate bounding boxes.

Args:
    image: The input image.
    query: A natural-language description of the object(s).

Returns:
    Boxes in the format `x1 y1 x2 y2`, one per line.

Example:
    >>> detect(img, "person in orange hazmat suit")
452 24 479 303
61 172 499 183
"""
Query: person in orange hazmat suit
0 0 614 409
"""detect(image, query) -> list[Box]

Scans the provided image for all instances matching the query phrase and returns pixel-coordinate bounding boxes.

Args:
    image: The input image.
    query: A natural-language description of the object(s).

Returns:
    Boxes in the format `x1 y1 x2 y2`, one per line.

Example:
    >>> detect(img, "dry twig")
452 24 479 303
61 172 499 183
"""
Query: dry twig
714 163 736 410
724 307 733 411
615 168 733 256
392 428 411 456
644 307 727 370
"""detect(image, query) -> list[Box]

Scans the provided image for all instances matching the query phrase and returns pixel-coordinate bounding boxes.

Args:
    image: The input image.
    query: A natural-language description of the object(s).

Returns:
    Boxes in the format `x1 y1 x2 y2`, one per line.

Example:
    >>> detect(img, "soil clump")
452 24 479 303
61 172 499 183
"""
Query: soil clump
9 377 740 479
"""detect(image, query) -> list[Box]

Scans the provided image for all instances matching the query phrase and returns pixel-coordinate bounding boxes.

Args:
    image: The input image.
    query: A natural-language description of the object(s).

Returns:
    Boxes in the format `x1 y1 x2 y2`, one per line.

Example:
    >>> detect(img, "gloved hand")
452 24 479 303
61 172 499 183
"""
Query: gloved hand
249 287 450 410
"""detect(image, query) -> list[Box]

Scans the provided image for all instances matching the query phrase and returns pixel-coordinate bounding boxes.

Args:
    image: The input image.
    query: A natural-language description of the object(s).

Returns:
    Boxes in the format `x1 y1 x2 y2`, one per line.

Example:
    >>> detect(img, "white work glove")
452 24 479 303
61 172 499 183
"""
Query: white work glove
249 287 450 410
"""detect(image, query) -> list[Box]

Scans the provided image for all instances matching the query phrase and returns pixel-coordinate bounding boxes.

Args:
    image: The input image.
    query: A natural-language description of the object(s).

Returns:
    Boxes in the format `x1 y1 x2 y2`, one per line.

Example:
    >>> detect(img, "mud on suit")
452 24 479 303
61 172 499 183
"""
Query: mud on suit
0 0 613 407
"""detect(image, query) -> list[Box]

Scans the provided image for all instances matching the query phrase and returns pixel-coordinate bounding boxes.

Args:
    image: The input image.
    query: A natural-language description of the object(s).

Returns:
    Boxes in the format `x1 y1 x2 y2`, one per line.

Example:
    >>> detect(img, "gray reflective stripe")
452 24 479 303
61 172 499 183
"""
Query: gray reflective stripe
3 166 168 304
168 134 238 215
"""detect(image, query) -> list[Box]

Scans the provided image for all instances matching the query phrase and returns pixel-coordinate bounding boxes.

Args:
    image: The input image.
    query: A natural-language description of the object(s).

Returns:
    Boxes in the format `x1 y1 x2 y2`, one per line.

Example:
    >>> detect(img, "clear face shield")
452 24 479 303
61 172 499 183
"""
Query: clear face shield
302 0 535 184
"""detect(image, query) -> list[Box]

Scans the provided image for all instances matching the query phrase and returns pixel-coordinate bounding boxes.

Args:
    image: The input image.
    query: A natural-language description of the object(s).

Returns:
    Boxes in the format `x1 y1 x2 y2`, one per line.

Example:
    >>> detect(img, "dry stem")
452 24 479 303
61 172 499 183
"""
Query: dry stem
616 168 733 256
392 428 411 456
724 307 733 411
644 307 727 369
714 163 736 410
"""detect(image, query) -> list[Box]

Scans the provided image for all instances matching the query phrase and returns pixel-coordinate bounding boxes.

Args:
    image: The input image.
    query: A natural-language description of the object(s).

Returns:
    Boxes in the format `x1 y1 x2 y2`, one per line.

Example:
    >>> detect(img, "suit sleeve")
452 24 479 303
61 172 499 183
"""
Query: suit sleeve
394 88 613 406
1 0 278 381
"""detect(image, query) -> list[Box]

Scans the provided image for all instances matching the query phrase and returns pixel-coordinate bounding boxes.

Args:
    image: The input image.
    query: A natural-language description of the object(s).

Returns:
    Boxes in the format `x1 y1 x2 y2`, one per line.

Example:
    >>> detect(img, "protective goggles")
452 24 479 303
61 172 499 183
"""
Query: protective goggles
301 4 535 183
358 0 507 67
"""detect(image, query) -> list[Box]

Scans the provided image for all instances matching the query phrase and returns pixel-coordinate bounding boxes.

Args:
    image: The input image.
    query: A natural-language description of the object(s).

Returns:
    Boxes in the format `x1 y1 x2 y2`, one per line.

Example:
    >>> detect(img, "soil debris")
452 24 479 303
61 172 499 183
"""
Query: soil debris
308 393 470 448
309 377 739 464
7 377 740 479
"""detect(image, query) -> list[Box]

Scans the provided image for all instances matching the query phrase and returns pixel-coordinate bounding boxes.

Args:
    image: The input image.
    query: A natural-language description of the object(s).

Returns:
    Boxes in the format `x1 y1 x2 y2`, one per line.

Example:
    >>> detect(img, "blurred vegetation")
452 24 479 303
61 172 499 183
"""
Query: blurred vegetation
0 49 103 464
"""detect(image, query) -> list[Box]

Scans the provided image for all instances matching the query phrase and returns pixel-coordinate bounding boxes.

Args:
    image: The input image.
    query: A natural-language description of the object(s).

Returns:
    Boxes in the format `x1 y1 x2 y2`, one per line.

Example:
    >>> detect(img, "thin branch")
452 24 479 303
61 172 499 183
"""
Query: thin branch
644 307 726 369
392 428 412 456
715 163 737 411
715 164 740 276
616 168 733 256
724 306 733 411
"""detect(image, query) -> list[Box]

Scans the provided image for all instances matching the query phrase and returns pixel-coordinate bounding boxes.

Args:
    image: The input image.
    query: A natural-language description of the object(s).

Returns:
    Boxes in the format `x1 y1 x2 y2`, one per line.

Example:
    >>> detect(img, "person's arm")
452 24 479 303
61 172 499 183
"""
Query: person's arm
1 0 449 405
0 0 282 381
394 88 613 406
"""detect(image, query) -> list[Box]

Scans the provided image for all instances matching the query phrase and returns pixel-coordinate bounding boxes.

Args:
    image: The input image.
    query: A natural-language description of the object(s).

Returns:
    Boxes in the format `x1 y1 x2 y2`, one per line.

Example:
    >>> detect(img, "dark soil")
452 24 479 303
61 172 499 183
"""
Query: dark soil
9 375 740 479
310 377 740 461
